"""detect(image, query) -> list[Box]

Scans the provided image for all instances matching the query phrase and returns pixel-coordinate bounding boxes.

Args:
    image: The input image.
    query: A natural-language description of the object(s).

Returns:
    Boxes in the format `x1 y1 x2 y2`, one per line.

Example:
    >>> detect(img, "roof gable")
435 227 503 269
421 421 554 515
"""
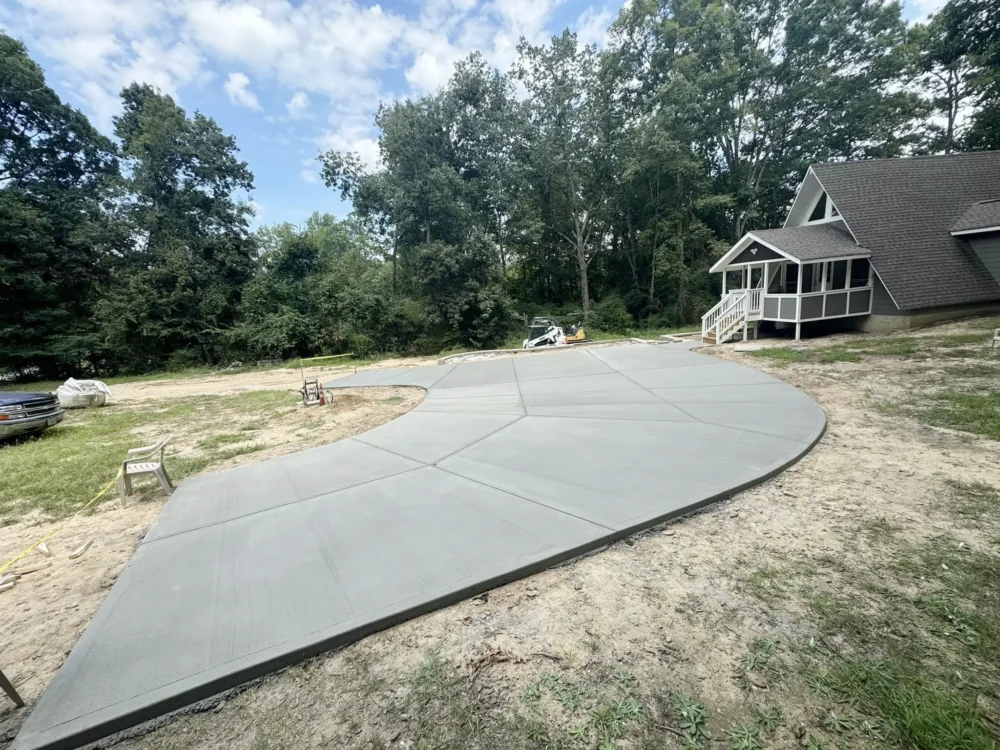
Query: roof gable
811 152 1000 310
951 199 1000 235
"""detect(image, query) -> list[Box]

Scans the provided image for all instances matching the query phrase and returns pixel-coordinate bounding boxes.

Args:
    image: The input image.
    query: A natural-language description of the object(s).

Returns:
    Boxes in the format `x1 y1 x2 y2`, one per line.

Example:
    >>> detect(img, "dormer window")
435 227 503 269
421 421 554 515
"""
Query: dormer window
809 193 828 222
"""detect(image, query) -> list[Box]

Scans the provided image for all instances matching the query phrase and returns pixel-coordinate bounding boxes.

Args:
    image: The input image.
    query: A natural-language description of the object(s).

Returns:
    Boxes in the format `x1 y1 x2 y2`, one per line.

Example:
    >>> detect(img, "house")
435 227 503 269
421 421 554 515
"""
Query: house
702 151 1000 343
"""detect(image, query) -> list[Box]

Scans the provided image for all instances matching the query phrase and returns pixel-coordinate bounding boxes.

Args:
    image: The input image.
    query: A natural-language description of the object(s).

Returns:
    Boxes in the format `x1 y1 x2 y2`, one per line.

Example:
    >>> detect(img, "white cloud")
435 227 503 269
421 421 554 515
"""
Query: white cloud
903 0 946 21
224 71 261 110
3 0 613 187
299 169 319 183
576 6 614 48
316 121 381 170
286 91 308 117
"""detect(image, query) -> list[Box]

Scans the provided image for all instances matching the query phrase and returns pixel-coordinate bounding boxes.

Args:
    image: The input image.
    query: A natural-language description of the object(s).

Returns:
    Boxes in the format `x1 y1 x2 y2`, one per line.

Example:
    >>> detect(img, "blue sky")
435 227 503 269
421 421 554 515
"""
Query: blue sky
2 0 940 229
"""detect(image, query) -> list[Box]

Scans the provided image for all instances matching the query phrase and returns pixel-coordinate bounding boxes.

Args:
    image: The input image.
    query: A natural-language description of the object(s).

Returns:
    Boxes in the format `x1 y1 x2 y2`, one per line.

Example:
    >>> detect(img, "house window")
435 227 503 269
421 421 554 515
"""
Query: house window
828 260 848 290
809 193 827 222
850 258 871 288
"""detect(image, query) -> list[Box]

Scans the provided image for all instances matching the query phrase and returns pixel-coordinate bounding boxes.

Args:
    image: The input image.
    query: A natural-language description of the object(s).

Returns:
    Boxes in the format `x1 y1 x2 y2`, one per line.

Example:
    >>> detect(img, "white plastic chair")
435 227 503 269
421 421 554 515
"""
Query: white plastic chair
992 328 1000 352
118 436 173 506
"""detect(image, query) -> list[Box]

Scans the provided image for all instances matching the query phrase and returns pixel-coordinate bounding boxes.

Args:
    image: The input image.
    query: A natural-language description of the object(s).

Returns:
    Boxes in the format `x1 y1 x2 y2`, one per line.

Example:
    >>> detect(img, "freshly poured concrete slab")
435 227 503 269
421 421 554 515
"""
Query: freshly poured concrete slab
525 402 695 422
417 394 525 414
424 381 522 400
144 440 421 542
15 342 825 750
379 365 456 388
676 399 826 443
652 382 807 404
517 371 641 396
353 411 523 464
520 387 664 408
630 361 779 389
512 349 615 380
433 357 516 388
589 345 717 372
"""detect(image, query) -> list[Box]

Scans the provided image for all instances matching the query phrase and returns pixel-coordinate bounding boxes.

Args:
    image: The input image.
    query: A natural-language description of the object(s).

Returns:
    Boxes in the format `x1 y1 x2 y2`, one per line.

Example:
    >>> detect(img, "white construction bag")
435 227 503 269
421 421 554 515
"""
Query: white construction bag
56 378 111 409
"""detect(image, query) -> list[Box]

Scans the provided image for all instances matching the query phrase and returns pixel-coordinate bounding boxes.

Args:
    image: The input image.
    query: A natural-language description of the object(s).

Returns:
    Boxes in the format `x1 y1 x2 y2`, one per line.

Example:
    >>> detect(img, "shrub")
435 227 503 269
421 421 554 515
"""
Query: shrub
587 295 633 334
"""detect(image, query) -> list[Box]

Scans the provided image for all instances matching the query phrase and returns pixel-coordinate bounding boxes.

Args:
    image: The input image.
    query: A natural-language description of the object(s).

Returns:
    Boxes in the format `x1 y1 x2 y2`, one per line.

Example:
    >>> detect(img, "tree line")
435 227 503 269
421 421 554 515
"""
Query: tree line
2 0 998 379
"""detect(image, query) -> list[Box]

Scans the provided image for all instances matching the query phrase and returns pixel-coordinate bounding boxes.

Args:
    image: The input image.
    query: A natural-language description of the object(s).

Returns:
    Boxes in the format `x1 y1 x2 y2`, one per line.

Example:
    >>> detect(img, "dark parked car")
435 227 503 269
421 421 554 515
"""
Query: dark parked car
0 392 64 440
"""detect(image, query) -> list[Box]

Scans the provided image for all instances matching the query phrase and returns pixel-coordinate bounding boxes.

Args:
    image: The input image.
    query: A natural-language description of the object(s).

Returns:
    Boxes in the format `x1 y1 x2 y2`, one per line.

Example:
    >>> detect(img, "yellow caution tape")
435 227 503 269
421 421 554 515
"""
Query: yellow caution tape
0 469 122 574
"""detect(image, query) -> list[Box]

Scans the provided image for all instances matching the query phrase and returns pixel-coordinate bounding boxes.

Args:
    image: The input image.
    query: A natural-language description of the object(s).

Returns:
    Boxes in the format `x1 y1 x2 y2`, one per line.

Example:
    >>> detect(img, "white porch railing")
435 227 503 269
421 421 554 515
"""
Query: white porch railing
702 290 748 343
702 285 764 344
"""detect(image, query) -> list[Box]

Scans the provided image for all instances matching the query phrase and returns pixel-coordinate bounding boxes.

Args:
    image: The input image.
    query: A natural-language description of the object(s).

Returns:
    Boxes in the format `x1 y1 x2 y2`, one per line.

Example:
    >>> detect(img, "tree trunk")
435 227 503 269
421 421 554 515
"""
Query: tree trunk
577 247 590 312
391 231 398 294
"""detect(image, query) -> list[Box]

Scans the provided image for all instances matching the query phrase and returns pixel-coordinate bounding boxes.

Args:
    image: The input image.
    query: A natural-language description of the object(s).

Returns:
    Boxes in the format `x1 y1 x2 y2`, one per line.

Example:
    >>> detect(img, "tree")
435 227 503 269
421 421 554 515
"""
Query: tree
96 84 256 371
908 6 975 153
610 0 922 241
940 0 1000 150
516 32 607 312
0 33 119 378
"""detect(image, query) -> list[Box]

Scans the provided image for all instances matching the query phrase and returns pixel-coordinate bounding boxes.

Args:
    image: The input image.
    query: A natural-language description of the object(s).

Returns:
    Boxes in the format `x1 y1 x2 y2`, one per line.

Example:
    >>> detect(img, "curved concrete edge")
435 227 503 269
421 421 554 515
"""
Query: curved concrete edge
19 424 824 750
12 345 824 750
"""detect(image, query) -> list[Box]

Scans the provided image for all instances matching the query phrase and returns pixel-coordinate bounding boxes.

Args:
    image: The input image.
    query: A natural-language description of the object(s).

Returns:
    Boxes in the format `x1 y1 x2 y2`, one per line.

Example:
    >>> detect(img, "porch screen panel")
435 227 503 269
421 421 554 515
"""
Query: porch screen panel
801 263 823 293
801 295 824 319
826 292 848 316
829 261 848 290
779 298 796 319
783 264 799 293
849 289 871 314
850 258 870 288
763 297 779 318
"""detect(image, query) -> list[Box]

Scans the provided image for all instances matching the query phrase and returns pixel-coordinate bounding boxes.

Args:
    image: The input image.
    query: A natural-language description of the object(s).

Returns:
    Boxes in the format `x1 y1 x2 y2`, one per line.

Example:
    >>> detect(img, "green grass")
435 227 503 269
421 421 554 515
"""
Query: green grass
0 390 298 523
919 391 1000 439
946 480 1000 521
747 348 810 364
197 432 249 449
803 533 1000 749
746 332 994 368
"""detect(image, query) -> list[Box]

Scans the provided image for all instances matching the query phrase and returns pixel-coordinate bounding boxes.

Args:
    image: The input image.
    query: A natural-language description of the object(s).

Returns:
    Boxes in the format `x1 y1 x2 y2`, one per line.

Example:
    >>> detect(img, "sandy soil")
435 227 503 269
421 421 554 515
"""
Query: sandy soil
110 357 438 404
0 381 424 744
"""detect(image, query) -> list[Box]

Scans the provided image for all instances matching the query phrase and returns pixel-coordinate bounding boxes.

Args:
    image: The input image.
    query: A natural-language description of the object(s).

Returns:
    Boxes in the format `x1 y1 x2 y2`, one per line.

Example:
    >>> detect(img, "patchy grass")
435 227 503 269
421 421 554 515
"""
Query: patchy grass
0 390 299 523
734 527 1000 750
747 348 810 364
919 392 1000 439
747 331 998 368
946 480 1000 521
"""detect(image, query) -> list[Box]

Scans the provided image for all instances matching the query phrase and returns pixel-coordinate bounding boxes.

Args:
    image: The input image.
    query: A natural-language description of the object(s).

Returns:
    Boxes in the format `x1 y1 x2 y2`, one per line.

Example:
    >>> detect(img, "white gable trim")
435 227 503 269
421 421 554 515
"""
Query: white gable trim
710 233 800 273
801 170 860 247
952 225 1000 236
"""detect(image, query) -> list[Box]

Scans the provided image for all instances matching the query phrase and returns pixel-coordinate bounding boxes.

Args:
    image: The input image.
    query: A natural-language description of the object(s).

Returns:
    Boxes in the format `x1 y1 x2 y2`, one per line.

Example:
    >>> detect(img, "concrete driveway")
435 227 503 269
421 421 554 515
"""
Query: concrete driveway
14 343 824 750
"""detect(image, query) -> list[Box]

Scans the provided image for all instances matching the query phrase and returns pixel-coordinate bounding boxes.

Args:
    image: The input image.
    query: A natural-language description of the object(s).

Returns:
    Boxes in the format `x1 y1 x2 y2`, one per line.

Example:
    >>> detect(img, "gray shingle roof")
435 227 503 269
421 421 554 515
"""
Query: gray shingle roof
812 152 1000 311
951 199 1000 233
750 224 869 261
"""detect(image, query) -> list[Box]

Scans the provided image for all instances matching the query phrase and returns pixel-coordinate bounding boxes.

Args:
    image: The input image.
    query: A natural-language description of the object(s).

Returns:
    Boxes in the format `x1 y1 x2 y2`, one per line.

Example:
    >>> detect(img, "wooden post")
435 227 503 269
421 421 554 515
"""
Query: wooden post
722 269 727 296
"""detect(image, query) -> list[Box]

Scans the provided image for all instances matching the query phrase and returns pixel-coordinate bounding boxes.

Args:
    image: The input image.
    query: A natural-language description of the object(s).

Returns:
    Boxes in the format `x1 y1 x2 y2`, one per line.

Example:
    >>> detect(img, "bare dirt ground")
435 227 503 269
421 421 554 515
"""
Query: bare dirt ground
109 356 438 404
0 376 425 745
4 323 1000 749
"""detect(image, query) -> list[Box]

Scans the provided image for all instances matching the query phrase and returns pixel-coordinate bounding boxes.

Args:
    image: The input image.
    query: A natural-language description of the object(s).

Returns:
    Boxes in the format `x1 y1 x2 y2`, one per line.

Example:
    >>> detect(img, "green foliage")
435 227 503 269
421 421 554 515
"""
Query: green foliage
95 83 257 373
587 296 634 335
674 694 710 746
6 0 1000 379
0 33 119 379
